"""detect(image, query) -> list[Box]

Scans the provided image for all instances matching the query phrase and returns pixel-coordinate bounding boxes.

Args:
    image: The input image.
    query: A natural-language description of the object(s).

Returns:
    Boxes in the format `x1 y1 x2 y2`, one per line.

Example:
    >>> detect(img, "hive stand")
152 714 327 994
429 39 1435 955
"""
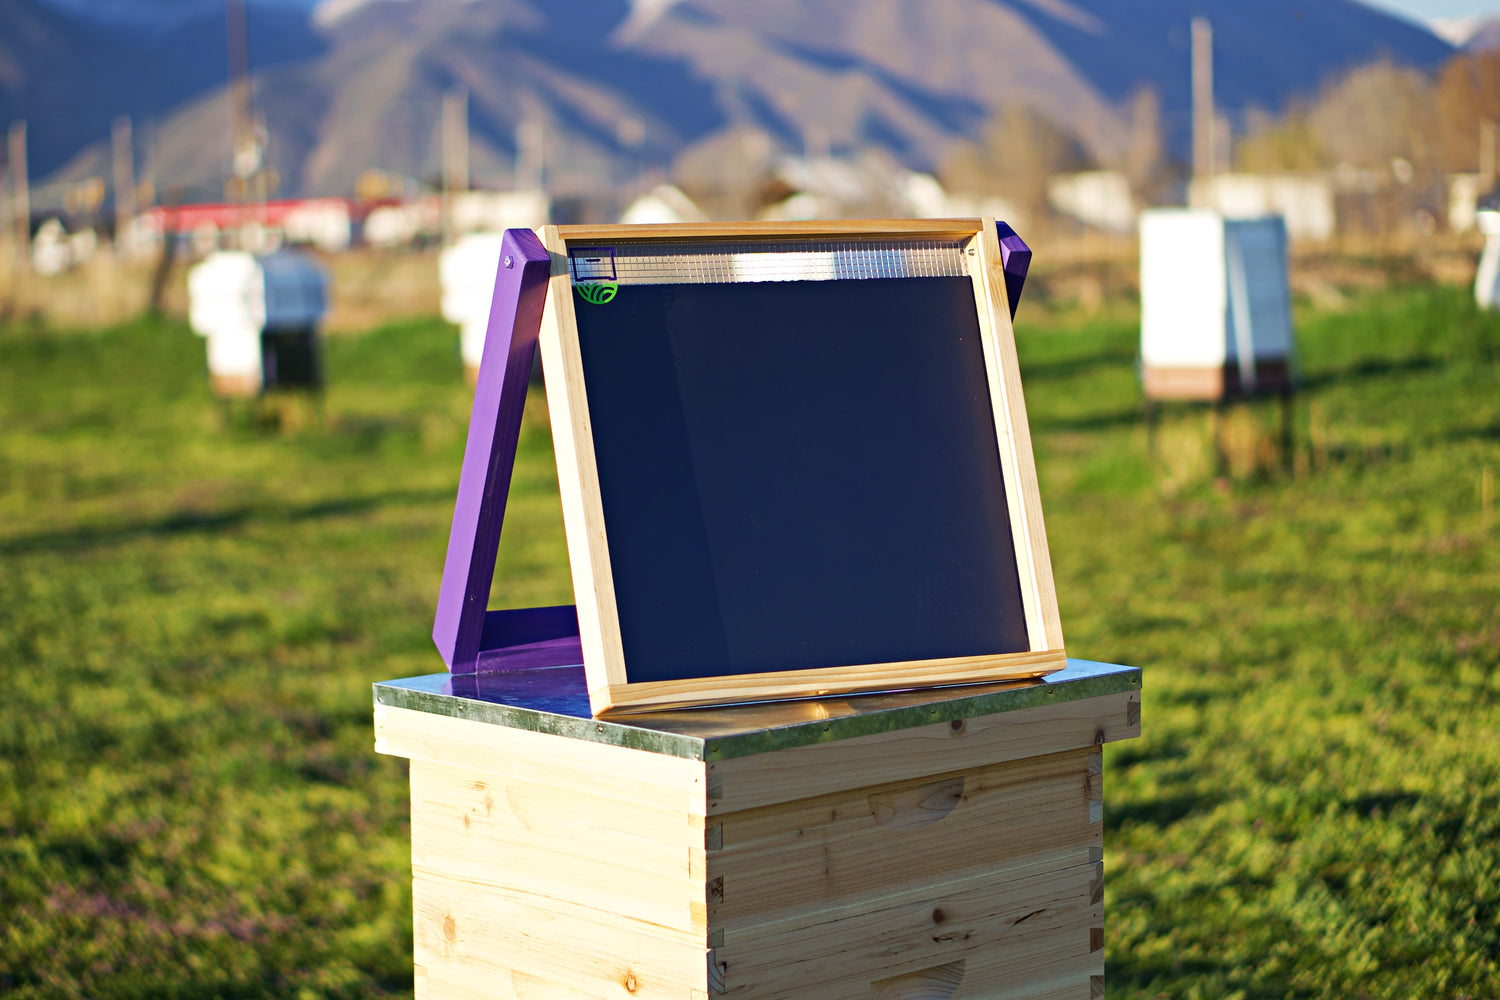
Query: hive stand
375 658 1140 1000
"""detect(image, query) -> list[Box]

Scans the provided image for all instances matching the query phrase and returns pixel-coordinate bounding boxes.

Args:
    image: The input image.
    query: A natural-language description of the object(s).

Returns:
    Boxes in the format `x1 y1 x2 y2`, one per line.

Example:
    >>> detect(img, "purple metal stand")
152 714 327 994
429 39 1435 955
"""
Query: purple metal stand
432 229 582 675
996 222 1031 320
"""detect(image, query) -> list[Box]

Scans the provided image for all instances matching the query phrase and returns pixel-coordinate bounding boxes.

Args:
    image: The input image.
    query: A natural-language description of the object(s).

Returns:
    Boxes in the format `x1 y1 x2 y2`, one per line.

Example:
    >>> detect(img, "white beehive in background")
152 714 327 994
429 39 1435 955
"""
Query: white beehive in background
188 250 329 397
1139 209 1295 400
1473 206 1500 309
440 232 507 381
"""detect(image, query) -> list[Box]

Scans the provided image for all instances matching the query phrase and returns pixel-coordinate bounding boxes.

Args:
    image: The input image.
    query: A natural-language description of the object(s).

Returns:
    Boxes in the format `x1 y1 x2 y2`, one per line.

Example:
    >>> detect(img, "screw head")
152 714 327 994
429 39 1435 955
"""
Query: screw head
504 255 514 268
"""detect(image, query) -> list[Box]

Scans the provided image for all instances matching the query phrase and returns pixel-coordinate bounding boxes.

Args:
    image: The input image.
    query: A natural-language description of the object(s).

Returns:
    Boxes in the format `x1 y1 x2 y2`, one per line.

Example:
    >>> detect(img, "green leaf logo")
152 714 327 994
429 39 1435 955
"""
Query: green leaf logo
575 280 618 305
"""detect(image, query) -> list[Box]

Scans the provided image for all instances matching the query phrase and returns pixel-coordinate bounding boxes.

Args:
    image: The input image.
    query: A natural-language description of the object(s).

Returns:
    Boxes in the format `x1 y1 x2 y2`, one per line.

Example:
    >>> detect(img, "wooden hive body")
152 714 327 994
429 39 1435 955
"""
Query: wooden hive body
375 659 1140 1000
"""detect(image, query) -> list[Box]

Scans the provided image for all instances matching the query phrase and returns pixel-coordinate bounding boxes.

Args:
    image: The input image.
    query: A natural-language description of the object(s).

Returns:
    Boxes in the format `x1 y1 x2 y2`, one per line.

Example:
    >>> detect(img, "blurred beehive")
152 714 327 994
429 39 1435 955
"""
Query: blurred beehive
1139 209 1295 400
188 250 328 397
440 233 508 382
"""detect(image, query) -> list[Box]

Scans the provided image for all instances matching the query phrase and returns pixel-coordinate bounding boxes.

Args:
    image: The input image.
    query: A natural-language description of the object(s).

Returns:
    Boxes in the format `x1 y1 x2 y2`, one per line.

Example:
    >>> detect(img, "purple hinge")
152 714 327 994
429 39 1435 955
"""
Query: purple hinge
995 221 1031 320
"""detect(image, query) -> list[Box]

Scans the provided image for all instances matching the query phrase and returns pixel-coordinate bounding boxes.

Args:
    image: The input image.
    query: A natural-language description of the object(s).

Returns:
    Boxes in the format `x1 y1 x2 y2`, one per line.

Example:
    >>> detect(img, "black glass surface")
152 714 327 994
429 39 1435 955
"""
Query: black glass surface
573 275 1028 683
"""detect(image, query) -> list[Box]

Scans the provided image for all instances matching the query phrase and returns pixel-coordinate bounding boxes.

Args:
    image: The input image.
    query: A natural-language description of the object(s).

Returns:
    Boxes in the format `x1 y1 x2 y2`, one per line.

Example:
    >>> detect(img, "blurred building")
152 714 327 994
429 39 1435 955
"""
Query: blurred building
450 190 550 235
755 153 1022 226
1188 173 1335 242
31 217 98 276
620 184 708 225
138 199 354 254
1047 170 1136 233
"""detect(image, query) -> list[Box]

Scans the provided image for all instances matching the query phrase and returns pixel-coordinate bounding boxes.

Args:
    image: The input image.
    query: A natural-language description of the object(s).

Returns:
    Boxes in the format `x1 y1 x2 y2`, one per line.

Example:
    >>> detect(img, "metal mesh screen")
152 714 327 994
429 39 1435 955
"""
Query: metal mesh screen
567 239 971 286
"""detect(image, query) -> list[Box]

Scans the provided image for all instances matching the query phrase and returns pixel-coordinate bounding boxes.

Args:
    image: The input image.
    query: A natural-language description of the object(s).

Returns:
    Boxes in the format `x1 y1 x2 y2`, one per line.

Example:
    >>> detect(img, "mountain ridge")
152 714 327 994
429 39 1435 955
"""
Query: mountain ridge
8 0 1456 202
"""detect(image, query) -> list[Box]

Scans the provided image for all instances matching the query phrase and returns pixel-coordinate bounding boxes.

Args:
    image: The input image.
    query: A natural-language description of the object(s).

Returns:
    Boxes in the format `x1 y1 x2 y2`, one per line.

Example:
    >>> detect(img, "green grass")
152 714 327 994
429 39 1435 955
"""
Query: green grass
1 286 1497 999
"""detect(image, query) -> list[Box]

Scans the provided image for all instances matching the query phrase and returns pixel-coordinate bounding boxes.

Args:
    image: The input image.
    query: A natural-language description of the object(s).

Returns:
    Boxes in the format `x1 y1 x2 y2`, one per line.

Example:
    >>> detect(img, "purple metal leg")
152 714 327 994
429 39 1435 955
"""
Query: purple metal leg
432 229 554 674
996 222 1031 320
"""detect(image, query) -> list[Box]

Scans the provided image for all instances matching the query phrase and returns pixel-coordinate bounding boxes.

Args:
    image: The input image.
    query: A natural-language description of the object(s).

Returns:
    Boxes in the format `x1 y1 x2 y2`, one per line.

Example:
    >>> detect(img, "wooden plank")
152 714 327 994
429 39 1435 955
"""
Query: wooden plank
600 650 1066 716
710 861 1099 1000
710 749 1100 939
374 704 708 816
970 220 1065 653
535 225 630 702
409 759 707 934
414 870 709 1000
557 220 985 242
732 946 1101 1000
415 968 599 1000
708 689 1139 813
964 230 1044 652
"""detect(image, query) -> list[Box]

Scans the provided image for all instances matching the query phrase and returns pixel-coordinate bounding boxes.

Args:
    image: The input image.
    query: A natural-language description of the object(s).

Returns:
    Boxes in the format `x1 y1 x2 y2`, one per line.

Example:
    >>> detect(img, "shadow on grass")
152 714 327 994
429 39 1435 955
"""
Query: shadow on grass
0 487 454 557
1030 406 1143 434
1442 418 1500 443
1019 345 1139 383
1299 354 1440 391
1345 790 1421 818
1107 791 1223 829
1107 955 1314 1000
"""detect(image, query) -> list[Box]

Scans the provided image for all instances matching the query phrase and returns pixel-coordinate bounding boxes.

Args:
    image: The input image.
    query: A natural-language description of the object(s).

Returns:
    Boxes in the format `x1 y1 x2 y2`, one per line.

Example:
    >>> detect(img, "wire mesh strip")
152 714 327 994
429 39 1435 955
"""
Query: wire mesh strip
567 239 970 286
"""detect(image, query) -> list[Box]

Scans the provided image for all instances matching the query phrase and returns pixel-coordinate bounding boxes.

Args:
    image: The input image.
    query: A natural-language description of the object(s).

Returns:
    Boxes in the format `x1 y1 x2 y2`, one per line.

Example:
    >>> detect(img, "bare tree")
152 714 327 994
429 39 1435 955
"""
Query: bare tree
1308 61 1439 174
940 104 1093 220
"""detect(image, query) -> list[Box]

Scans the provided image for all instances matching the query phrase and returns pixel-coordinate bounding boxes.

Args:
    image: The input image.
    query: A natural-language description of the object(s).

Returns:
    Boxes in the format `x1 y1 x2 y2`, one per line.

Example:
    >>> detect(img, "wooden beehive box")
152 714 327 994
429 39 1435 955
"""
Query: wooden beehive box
1139 209 1295 401
187 249 328 397
375 658 1140 1000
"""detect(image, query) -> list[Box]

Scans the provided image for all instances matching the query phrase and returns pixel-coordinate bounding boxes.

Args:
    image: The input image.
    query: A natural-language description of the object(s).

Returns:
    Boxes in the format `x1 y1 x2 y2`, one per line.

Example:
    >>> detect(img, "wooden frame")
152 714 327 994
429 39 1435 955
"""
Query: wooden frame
532 220 1065 715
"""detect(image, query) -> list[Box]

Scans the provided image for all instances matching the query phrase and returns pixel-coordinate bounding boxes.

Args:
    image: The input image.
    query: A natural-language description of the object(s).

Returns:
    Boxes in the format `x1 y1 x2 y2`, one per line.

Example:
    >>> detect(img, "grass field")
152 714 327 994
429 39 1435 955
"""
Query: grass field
1 285 1497 999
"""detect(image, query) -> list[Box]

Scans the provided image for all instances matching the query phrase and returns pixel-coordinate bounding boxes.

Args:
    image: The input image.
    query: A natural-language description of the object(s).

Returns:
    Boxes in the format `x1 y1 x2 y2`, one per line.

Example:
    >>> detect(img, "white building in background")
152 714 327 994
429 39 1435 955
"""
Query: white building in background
754 154 1024 227
31 218 98 276
188 250 328 397
1139 209 1295 400
451 190 550 235
362 201 440 248
281 199 353 252
1047 170 1136 233
902 172 1022 226
362 191 549 249
620 184 708 225
1188 173 1336 242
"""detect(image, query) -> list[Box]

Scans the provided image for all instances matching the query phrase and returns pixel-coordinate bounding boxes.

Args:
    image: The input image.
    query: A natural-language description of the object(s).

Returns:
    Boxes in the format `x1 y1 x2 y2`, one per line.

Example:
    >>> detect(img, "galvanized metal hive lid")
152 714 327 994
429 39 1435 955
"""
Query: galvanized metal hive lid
373 658 1140 762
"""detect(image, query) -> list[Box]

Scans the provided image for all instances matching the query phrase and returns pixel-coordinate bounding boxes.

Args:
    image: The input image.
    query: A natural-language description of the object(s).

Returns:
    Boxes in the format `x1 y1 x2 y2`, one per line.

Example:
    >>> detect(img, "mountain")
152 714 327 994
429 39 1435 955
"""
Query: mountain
15 0 1456 202
1460 18 1500 52
0 0 325 182
42 0 319 32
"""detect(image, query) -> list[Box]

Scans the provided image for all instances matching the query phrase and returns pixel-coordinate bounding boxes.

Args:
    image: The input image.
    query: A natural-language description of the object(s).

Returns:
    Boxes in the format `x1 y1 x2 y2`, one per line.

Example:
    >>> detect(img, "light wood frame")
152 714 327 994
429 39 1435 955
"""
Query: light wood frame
536 220 1065 715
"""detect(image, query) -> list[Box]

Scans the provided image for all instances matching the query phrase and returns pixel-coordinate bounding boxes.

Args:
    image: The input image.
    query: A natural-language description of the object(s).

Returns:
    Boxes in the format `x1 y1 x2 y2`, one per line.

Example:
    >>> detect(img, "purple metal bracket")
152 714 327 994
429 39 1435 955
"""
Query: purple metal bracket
995 222 1031 320
433 228 583 674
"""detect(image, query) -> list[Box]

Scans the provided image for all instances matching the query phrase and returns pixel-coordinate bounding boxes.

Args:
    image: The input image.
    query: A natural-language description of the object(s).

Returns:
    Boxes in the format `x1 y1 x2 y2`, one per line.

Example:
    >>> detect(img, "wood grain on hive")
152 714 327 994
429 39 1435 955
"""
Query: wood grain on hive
374 658 1139 1000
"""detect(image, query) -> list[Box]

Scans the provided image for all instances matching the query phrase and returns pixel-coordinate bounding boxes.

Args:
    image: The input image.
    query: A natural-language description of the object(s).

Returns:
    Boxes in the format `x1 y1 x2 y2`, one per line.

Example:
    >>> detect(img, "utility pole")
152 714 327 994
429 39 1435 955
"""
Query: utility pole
9 121 29 270
516 118 544 192
226 0 258 208
1482 120 1496 188
442 88 469 243
1191 17 1214 180
113 117 137 248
